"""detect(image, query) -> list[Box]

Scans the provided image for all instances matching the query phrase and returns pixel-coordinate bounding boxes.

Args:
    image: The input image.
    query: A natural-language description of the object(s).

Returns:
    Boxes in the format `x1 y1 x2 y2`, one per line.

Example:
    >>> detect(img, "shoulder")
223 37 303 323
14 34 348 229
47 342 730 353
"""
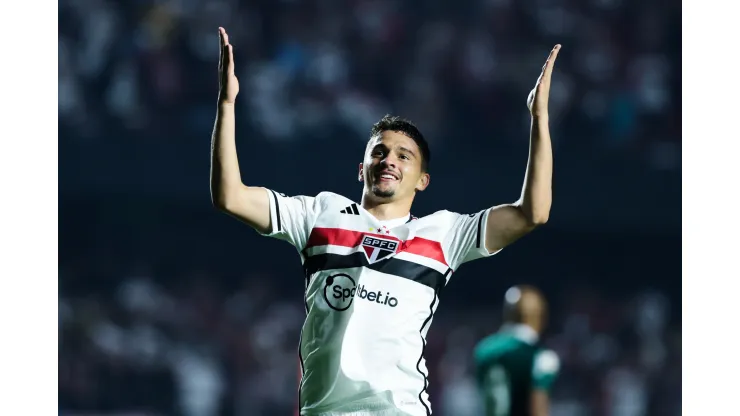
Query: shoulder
417 210 465 225
474 334 504 363
315 191 343 200
424 209 487 223
310 191 351 202
312 191 355 210
532 349 560 376
276 191 348 207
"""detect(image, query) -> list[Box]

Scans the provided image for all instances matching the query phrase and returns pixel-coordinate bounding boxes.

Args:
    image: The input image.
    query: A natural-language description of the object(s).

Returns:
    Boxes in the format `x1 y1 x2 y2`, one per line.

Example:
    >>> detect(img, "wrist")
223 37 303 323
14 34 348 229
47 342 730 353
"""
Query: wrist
218 100 235 111
532 114 549 124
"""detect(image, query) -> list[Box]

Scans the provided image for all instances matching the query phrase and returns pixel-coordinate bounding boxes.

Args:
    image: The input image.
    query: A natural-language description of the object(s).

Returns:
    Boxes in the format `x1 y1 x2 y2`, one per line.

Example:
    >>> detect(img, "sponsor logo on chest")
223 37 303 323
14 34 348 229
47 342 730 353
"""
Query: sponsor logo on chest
361 235 399 263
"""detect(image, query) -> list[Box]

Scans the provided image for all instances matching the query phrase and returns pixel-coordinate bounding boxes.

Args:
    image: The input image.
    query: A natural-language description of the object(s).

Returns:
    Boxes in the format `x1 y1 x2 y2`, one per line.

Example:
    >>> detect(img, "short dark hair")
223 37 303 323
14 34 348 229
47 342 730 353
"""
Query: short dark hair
369 115 431 172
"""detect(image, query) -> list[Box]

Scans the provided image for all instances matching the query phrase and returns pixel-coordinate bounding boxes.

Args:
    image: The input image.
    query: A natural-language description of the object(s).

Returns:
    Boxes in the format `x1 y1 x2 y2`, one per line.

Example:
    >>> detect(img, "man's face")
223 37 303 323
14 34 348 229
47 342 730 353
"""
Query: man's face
360 131 430 202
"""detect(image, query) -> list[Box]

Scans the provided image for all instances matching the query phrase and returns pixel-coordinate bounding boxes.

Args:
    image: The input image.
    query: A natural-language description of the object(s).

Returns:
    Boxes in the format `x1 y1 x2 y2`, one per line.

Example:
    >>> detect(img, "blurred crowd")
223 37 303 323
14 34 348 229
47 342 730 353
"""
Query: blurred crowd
58 267 681 416
58 0 680 171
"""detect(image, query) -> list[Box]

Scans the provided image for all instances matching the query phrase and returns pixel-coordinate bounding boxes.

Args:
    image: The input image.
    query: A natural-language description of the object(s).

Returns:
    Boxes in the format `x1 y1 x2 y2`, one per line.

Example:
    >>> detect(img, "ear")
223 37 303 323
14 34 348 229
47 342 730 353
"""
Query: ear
358 163 364 182
416 172 430 192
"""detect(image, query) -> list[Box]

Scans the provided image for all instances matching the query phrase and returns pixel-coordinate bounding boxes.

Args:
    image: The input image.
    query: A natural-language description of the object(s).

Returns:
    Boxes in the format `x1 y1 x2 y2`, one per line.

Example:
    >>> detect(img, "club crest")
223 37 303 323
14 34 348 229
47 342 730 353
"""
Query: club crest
361 235 399 263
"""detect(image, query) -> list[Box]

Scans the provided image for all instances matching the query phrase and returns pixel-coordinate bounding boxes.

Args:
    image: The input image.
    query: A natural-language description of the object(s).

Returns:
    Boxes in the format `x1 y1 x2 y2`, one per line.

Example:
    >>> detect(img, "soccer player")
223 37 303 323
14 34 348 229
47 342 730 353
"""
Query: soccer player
473 286 559 416
211 27 560 416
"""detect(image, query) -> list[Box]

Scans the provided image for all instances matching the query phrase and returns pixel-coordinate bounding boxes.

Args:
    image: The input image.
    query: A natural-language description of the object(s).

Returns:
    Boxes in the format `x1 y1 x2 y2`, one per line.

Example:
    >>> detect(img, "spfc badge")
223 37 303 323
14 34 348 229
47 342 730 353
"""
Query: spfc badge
361 235 398 263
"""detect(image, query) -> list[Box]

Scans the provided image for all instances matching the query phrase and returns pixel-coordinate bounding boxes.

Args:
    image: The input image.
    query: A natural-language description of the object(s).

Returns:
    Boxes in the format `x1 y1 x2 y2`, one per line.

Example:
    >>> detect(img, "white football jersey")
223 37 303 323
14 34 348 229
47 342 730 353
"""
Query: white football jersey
260 189 500 416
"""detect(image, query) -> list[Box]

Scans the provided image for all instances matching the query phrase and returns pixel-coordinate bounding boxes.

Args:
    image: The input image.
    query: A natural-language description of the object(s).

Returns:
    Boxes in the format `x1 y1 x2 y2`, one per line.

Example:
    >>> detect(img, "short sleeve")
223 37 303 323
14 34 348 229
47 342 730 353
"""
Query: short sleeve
443 209 501 271
260 189 322 251
531 349 560 391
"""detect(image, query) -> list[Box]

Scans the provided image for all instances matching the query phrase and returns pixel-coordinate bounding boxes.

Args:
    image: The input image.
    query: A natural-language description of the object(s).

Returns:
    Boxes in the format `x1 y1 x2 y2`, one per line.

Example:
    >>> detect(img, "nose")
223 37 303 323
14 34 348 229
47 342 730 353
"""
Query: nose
380 154 397 169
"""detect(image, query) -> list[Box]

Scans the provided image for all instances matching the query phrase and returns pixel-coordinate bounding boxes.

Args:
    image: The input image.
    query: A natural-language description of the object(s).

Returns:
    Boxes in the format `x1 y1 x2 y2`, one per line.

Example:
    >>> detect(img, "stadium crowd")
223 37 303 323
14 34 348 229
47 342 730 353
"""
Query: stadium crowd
59 0 680 171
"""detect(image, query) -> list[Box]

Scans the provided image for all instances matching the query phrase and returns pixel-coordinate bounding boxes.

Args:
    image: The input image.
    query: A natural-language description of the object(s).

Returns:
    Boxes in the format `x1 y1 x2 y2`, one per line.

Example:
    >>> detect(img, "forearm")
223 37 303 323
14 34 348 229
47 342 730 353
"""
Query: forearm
210 103 243 207
518 115 553 224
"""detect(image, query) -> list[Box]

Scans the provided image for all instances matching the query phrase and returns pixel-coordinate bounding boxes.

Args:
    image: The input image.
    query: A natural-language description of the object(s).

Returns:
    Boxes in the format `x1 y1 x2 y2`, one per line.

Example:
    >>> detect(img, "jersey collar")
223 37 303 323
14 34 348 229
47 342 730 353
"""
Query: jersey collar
377 213 412 229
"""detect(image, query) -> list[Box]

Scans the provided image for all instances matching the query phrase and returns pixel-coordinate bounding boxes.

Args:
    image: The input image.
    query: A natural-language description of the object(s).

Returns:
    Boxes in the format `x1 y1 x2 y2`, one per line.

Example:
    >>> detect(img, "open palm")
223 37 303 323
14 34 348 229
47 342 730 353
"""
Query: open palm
527 45 561 118
218 27 239 104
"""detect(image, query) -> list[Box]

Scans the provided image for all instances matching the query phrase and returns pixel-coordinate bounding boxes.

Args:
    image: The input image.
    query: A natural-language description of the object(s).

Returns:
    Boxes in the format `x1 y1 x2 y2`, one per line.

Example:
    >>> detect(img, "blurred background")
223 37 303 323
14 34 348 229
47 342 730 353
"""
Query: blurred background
58 0 681 415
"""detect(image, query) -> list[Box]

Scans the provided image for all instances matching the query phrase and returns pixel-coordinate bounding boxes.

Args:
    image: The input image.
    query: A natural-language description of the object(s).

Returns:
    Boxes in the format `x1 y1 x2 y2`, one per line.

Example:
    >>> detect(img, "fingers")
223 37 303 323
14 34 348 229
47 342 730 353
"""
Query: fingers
218 29 224 73
541 44 561 78
218 27 234 75
219 27 230 46
221 28 230 46
227 44 234 75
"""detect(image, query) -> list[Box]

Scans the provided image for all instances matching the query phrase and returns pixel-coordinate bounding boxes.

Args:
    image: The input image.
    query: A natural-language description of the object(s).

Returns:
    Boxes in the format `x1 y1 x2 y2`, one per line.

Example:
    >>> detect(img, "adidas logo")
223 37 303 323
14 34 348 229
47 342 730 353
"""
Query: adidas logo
340 204 360 215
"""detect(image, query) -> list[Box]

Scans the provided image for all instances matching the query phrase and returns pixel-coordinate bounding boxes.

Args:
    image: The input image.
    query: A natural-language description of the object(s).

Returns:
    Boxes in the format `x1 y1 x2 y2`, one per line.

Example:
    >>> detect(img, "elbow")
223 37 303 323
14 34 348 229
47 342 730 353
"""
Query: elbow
520 205 550 226
212 197 228 212
210 187 232 212
212 194 237 214
210 179 240 212
529 213 549 226
212 185 249 215
210 186 225 210
516 200 550 227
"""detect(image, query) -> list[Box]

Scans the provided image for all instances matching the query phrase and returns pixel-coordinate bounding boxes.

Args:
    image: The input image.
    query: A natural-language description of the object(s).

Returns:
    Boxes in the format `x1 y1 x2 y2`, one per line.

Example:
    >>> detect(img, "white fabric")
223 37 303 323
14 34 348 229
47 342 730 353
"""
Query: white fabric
262 189 499 415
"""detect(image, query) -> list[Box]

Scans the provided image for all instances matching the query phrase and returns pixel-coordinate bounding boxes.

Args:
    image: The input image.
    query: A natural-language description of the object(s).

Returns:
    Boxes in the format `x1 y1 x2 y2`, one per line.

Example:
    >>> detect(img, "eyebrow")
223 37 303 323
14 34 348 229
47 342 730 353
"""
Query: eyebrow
371 143 417 158
398 146 416 157
371 143 388 152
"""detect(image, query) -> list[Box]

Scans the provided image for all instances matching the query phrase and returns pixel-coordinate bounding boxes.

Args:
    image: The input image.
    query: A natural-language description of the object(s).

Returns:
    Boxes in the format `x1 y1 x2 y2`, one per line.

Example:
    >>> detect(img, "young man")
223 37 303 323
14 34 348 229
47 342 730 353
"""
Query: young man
211 27 560 416
473 286 560 416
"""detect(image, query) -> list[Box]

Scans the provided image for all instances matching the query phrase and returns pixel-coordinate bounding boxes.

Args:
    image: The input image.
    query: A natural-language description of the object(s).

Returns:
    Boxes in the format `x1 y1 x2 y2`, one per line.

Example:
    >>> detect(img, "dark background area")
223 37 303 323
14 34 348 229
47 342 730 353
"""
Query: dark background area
59 0 681 415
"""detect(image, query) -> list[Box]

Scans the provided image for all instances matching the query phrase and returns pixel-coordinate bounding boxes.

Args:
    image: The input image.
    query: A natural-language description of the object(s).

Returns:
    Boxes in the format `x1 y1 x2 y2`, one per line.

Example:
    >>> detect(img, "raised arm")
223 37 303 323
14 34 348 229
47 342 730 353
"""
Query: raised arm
210 27 271 233
484 45 561 253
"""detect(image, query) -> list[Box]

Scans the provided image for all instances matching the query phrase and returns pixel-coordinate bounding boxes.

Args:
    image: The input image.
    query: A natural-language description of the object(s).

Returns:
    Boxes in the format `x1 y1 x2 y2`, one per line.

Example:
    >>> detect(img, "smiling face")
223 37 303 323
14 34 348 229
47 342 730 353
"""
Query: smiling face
359 130 430 204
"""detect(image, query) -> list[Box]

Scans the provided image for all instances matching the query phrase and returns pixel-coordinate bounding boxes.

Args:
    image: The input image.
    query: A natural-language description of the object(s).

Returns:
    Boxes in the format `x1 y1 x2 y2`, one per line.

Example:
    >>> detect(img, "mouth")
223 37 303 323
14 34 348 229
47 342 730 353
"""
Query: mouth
376 170 400 183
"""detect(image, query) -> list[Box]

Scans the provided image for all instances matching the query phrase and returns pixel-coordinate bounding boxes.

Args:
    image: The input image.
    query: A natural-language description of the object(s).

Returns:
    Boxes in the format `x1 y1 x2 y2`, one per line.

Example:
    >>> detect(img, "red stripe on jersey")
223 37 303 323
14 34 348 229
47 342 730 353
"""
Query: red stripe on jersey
306 227 448 266
306 227 373 248
403 238 448 266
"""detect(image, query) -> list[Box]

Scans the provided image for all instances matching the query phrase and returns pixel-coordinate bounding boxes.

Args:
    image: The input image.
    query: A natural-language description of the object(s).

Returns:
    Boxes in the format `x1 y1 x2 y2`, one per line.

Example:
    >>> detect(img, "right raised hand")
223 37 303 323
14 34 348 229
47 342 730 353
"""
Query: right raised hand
218 27 239 105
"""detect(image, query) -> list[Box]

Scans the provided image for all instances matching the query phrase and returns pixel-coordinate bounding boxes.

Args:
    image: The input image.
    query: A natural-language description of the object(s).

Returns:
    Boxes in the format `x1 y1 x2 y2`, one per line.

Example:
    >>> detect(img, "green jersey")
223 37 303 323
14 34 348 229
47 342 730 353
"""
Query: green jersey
473 324 559 416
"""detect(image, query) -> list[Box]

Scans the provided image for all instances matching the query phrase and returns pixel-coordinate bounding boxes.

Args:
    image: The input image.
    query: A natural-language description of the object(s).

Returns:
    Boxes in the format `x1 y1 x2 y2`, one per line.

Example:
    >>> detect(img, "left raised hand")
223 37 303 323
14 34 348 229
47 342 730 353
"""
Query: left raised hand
527 44 561 118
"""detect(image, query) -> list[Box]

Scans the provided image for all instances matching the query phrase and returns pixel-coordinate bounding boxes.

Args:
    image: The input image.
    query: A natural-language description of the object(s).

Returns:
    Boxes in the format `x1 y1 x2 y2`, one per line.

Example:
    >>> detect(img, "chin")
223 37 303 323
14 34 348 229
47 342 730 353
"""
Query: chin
371 186 396 199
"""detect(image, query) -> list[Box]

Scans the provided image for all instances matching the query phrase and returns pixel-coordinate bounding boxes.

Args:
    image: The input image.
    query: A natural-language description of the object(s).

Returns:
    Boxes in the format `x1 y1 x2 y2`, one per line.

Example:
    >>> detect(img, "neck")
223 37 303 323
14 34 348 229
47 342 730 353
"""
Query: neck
508 320 541 335
361 192 413 221
501 322 540 344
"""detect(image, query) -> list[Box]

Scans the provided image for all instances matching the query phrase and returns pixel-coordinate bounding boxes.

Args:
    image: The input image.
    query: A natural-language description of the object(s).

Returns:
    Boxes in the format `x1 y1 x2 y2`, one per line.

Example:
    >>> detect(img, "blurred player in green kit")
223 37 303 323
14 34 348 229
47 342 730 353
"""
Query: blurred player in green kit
473 285 560 416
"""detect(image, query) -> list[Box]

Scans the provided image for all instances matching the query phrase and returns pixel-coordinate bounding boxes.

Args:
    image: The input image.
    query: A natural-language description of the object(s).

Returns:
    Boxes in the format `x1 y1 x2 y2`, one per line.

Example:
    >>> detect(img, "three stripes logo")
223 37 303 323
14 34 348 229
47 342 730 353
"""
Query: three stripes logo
340 204 360 215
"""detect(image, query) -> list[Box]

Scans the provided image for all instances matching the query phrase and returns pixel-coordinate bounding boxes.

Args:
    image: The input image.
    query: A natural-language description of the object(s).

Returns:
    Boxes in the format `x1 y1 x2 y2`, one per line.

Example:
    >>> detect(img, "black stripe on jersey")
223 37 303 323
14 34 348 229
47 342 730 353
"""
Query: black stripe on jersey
351 204 359 215
416 272 444 416
303 252 447 291
297 271 309 411
270 190 282 232
476 210 485 249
